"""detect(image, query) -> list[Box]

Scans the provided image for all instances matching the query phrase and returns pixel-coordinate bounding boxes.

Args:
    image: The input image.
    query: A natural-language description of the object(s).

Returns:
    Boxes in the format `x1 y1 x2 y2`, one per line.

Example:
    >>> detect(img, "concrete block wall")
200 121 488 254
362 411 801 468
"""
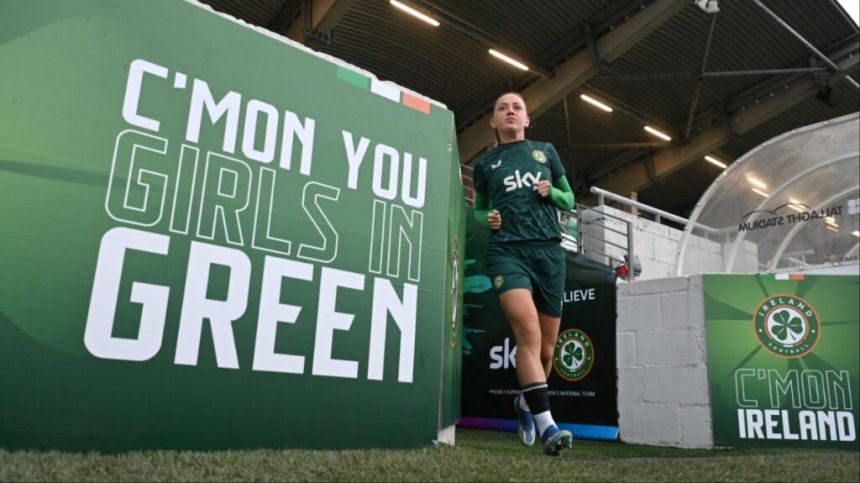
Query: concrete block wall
722 239 760 273
616 275 714 448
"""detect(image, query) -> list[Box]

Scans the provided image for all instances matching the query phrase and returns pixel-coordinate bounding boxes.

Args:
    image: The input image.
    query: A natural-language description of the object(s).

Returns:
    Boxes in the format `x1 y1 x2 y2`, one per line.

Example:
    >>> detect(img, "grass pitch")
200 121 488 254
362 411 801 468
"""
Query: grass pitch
1 428 857 482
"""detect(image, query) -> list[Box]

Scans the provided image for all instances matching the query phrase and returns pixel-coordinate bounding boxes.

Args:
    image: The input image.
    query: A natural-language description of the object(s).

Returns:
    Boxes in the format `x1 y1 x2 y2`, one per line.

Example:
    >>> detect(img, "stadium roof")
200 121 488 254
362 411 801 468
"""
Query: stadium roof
198 0 859 218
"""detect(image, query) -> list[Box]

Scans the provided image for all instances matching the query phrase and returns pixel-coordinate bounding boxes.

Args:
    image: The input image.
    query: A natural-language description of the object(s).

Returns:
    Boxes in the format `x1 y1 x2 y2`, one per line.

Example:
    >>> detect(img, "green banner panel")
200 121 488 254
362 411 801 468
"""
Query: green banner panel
703 274 859 449
0 0 463 451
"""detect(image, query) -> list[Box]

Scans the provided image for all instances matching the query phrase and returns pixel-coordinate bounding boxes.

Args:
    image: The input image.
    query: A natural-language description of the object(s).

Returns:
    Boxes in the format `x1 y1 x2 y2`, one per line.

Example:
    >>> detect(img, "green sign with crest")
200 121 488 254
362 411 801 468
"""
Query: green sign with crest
703 274 859 449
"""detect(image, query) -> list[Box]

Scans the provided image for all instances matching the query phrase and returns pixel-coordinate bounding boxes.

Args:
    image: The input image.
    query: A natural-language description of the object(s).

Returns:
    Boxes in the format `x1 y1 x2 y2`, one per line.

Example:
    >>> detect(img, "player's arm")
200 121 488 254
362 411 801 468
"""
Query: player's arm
473 190 490 228
472 160 501 230
535 144 574 211
534 176 574 211
548 176 574 211
473 191 501 230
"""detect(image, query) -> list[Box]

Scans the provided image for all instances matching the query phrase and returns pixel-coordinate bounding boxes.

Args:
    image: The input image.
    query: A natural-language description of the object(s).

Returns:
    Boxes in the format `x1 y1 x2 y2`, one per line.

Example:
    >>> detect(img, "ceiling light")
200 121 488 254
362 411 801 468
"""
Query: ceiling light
826 225 838 233
852 230 860 238
825 216 838 227
704 155 727 169
787 204 804 213
746 176 768 190
488 49 529 71
752 188 769 198
644 125 672 141
390 0 440 27
580 94 613 112
695 0 720 14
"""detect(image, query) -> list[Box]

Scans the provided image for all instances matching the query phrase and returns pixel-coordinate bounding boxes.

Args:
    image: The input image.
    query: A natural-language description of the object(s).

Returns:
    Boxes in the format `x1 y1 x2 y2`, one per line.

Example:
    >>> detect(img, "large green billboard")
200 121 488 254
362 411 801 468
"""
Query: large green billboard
703 274 859 449
0 0 463 451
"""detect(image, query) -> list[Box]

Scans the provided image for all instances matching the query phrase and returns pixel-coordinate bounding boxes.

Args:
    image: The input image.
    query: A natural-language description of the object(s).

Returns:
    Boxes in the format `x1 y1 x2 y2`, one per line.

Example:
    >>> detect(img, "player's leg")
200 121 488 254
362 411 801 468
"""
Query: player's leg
499 288 544 385
533 310 572 455
498 287 542 446
538 312 561 377
487 244 545 447
529 245 572 456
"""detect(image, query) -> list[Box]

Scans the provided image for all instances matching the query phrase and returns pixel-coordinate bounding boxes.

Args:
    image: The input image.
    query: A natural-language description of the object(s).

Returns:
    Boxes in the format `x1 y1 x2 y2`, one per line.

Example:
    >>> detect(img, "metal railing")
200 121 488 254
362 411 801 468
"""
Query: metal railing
590 186 689 226
590 186 722 236
562 203 636 280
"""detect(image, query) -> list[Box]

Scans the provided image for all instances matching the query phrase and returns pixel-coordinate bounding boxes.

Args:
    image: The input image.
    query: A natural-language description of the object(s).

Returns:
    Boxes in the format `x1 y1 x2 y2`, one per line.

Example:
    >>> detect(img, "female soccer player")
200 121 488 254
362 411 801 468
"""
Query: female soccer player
471 92 575 456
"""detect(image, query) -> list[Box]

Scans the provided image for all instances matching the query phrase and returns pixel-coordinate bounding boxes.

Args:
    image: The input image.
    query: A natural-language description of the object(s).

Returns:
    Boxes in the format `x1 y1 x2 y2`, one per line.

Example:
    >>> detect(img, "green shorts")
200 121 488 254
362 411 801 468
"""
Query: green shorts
485 242 566 317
